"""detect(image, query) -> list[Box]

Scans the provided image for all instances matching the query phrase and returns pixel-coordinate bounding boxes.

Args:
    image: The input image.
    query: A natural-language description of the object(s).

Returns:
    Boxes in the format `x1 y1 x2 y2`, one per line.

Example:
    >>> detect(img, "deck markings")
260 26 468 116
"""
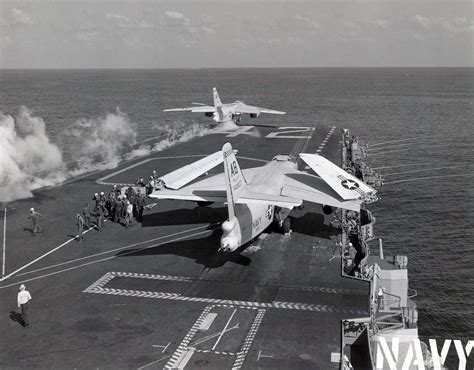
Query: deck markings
232 309 266 369
315 126 336 154
0 226 215 289
84 272 366 315
212 308 237 350
152 342 170 353
0 223 100 282
257 350 274 362
165 305 214 368
163 305 265 369
15 223 213 278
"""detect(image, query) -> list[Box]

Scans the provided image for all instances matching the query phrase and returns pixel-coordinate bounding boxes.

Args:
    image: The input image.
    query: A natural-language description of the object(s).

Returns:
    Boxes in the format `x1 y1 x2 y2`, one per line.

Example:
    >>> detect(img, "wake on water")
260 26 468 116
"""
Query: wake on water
0 106 218 203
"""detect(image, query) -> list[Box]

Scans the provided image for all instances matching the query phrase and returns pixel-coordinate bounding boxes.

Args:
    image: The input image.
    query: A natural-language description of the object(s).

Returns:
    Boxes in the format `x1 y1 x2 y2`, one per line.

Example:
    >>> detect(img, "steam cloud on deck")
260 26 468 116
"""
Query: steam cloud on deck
0 106 212 203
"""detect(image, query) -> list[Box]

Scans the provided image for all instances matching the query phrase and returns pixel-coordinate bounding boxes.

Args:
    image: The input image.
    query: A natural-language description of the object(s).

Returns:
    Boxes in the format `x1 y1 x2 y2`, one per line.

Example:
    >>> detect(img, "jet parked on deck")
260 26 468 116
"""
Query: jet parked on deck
164 88 286 127
149 142 376 252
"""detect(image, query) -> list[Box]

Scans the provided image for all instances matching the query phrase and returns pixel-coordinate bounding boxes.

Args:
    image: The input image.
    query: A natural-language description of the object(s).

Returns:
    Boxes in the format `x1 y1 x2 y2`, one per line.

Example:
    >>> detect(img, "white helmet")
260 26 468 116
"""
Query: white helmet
100 192 104 196
30 208 34 212
19 284 26 290
94 193 98 196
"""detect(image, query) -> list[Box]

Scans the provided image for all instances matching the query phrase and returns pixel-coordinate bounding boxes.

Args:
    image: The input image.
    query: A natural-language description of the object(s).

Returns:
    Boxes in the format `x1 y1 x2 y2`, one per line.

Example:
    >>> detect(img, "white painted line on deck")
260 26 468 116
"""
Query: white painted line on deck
175 348 196 368
257 350 274 361
0 224 98 282
212 308 237 351
2 207 6 278
198 312 218 331
0 227 214 289
15 223 213 277
152 342 171 353
331 352 341 362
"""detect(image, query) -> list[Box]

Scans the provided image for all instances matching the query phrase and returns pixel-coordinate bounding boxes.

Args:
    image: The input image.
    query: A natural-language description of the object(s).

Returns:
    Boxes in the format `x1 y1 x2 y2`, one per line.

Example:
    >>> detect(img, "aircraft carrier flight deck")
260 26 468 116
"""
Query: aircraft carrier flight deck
0 125 375 369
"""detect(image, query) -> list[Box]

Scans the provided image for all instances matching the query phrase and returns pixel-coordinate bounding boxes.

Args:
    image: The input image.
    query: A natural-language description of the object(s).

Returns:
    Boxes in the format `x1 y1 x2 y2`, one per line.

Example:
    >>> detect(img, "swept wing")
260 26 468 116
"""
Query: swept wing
159 150 233 190
299 153 376 200
163 105 216 113
281 172 362 212
233 102 286 116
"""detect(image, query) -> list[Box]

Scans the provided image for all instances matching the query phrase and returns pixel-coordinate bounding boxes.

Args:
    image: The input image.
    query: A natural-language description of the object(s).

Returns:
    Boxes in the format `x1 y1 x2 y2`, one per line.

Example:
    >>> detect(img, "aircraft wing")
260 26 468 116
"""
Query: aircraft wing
159 150 235 190
234 102 286 116
299 153 376 200
236 190 302 208
163 105 216 113
150 171 227 202
149 188 227 203
281 172 363 212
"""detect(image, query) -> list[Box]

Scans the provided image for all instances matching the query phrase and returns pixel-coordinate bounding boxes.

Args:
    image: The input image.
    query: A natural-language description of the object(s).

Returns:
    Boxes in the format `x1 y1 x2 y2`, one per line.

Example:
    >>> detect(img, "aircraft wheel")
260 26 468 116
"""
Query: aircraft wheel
282 218 291 234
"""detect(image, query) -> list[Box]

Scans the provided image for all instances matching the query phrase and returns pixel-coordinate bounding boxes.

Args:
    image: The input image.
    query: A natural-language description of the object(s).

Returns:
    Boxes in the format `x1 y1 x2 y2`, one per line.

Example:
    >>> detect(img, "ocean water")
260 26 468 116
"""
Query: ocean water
1 68 473 365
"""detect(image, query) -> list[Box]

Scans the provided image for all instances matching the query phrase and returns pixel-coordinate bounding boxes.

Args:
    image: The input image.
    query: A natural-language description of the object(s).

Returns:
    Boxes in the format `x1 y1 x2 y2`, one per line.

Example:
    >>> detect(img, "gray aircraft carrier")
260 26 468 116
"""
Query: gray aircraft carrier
0 124 421 369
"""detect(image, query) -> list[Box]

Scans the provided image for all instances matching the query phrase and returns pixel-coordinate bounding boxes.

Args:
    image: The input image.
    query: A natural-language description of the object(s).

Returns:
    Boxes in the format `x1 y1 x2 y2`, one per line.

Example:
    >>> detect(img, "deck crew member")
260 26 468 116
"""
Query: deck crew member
82 203 91 229
121 195 127 219
99 192 107 215
92 193 99 210
96 205 105 231
17 284 32 328
377 287 384 310
28 208 43 234
125 201 133 227
114 196 123 223
76 214 85 241
108 191 116 219
136 193 146 222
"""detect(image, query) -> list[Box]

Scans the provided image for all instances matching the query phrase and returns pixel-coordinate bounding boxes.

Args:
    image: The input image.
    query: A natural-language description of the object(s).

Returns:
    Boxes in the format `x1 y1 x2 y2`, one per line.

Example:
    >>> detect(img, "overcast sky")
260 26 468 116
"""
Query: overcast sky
0 0 473 68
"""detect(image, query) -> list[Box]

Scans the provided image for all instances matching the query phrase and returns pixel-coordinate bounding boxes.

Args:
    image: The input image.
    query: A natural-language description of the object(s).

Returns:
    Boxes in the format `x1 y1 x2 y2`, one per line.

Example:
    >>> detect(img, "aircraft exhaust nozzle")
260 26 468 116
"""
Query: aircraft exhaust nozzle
220 236 238 252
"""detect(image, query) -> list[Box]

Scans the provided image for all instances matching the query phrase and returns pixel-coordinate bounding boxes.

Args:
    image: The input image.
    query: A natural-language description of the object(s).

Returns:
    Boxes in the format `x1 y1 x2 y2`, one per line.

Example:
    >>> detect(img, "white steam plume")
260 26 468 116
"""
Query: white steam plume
124 121 212 160
0 107 66 202
66 108 137 175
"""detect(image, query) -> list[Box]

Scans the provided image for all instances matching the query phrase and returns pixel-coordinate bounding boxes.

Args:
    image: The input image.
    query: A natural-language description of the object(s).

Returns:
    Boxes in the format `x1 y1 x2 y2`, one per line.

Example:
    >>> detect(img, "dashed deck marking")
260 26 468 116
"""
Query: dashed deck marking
314 126 336 154
83 272 367 315
198 312 218 331
232 309 266 369
165 306 214 368
163 304 265 369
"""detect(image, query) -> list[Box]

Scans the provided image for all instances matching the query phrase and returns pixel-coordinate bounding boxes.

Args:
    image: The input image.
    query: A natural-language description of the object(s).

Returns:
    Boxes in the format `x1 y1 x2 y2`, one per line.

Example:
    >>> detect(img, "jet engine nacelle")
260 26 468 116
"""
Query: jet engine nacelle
205 112 213 117
222 218 237 233
220 218 239 252
322 205 333 215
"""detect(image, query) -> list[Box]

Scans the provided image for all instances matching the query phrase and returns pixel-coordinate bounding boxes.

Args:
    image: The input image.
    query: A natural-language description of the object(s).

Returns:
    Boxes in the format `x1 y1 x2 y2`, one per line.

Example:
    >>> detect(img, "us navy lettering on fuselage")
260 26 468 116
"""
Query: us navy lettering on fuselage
230 161 239 176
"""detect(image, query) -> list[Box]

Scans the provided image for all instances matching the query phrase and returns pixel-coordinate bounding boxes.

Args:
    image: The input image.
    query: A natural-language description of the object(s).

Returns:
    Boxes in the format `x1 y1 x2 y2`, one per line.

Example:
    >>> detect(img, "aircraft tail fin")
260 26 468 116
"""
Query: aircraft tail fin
222 142 247 220
213 87 222 107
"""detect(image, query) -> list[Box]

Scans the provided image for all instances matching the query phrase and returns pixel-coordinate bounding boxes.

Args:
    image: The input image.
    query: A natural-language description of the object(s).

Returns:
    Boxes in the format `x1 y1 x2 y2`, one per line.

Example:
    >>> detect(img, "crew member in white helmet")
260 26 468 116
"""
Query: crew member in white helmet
28 208 43 235
17 284 32 328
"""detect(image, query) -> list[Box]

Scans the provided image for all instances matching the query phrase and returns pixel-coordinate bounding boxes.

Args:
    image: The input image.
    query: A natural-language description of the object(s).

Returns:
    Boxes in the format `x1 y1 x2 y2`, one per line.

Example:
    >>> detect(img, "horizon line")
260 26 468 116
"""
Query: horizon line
1 66 474 70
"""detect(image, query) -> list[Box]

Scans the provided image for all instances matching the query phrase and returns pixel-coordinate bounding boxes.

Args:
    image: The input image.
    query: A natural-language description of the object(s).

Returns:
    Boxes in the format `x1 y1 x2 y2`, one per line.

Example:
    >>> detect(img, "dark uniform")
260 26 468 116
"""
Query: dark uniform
136 194 146 222
114 198 123 223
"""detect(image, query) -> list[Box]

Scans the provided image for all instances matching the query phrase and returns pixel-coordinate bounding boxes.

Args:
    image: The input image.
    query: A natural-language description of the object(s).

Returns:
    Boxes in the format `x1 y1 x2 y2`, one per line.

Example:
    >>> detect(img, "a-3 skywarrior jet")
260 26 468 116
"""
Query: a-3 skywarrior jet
163 88 286 127
150 143 376 252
